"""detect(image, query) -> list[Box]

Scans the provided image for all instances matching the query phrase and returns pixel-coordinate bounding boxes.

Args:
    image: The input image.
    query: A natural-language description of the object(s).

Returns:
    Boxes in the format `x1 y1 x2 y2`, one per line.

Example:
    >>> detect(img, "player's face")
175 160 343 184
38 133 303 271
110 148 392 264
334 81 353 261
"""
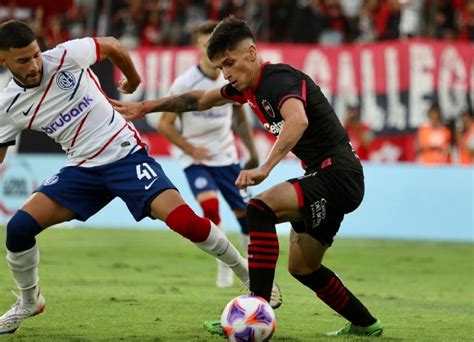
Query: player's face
0 41 43 87
211 40 258 91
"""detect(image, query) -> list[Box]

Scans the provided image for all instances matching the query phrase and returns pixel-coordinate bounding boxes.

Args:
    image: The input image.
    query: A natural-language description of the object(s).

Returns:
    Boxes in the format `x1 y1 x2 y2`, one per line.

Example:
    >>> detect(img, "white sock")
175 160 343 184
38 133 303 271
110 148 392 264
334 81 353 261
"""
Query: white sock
195 222 249 284
6 245 40 304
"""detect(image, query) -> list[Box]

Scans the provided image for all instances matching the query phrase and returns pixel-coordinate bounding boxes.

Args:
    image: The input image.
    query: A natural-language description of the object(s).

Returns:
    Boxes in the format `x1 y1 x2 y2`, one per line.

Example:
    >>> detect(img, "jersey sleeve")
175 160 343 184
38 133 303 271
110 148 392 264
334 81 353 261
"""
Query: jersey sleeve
167 75 189 96
57 37 100 68
0 113 20 147
266 70 307 111
220 84 246 104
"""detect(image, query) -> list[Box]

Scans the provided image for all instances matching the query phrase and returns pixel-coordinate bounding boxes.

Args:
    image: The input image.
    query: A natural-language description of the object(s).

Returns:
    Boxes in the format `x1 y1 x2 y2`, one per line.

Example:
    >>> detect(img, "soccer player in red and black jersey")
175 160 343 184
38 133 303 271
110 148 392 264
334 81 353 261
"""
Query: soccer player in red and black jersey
111 16 384 337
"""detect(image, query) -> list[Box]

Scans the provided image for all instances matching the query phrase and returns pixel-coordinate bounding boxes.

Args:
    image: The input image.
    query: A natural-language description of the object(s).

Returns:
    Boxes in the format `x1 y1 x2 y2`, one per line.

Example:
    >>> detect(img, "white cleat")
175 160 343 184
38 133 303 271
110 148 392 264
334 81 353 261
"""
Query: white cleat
269 282 282 309
0 292 46 334
239 281 283 309
216 261 234 288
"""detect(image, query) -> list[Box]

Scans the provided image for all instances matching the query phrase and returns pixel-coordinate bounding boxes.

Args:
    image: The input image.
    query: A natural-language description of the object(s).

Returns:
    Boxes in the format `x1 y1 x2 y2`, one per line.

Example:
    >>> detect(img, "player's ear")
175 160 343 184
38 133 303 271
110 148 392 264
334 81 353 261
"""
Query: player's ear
247 44 257 62
0 53 6 66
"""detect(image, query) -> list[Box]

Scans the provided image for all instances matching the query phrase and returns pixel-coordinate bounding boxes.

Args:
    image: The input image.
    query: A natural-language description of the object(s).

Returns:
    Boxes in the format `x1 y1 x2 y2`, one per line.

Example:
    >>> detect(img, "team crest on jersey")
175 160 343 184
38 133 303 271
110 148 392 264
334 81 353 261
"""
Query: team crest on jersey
43 175 59 186
261 99 275 117
56 71 76 90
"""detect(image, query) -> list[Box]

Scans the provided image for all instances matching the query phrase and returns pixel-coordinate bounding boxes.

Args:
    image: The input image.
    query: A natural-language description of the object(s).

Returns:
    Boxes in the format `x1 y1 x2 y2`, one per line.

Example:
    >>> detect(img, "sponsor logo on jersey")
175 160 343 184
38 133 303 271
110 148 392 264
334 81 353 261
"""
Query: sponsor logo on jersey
261 99 275 117
263 120 284 135
56 71 76 90
41 95 93 134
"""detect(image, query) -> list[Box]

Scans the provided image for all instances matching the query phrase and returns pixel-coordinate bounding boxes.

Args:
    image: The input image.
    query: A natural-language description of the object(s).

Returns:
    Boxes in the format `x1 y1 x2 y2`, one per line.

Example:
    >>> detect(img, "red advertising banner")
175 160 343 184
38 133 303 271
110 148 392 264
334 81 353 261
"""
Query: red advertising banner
116 40 473 161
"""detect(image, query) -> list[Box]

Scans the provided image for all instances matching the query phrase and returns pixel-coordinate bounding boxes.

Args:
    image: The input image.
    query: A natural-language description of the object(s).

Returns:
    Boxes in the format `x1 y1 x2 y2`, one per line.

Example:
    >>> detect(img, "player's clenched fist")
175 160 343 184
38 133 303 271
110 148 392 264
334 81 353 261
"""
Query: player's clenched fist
235 168 268 189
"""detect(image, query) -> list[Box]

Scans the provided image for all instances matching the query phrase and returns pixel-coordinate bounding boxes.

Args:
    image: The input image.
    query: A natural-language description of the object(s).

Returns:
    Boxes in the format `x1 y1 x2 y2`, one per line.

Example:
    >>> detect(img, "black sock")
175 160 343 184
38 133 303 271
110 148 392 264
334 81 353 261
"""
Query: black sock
247 199 278 302
292 265 376 326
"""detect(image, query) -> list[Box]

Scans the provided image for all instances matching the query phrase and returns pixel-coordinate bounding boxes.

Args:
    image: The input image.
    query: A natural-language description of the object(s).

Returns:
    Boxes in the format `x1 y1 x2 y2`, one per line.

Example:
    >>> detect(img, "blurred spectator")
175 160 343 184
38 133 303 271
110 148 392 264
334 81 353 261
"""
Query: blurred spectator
424 0 458 39
356 0 379 43
340 0 363 42
459 0 474 41
399 0 424 38
344 106 375 161
456 111 474 165
416 105 452 164
110 0 144 49
141 10 164 46
290 0 325 43
319 0 349 44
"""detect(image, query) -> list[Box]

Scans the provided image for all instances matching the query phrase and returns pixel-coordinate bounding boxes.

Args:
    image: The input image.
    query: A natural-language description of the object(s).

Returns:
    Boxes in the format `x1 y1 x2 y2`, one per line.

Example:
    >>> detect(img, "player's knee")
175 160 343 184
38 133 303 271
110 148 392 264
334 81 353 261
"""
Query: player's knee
165 204 211 243
200 198 221 225
6 210 42 252
247 198 276 223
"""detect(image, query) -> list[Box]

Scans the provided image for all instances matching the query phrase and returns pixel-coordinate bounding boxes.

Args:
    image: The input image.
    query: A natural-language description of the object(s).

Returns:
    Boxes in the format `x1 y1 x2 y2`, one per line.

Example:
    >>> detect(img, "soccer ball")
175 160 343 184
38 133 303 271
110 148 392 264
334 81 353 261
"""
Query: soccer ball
220 295 276 342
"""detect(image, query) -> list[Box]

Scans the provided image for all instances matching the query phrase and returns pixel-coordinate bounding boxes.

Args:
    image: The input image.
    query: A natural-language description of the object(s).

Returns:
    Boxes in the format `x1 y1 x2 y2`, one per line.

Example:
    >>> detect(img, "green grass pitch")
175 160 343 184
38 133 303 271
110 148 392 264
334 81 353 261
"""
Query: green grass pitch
0 227 472 341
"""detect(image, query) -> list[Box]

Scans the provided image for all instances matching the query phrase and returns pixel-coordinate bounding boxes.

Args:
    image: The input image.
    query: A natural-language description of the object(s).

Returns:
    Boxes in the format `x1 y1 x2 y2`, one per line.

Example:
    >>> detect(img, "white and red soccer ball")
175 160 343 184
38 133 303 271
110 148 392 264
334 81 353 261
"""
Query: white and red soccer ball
220 295 276 342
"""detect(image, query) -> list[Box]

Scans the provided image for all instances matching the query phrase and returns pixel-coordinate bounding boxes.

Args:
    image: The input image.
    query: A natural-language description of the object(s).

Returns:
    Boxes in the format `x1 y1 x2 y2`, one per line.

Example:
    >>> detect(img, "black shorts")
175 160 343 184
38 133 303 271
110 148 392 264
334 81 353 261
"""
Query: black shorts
287 168 364 246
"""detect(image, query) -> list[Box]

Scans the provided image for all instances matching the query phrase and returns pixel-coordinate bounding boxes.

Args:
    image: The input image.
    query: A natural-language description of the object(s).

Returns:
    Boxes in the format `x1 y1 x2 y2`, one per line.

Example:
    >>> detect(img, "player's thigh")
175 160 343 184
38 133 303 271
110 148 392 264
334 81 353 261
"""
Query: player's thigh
287 228 328 275
184 164 218 197
149 189 187 221
254 181 302 223
211 164 251 213
20 192 76 229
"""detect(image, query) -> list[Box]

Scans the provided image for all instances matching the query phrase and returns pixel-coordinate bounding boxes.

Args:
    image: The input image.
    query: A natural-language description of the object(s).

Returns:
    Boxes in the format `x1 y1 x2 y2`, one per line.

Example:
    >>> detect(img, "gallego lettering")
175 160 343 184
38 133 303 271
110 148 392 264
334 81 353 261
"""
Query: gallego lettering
41 96 93 134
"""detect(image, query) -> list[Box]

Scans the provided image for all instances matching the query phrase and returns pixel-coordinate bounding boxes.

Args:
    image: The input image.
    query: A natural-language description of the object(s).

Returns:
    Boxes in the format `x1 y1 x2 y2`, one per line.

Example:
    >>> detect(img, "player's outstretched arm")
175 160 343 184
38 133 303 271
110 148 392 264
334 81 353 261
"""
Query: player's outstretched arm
111 88 231 122
94 37 141 94
0 147 8 164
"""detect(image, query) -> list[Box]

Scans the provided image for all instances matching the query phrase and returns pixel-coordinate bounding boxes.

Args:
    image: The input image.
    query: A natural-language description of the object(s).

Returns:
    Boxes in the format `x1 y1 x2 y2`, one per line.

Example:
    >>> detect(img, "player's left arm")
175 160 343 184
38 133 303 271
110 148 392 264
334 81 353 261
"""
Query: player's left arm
94 37 141 94
235 98 308 188
232 105 259 169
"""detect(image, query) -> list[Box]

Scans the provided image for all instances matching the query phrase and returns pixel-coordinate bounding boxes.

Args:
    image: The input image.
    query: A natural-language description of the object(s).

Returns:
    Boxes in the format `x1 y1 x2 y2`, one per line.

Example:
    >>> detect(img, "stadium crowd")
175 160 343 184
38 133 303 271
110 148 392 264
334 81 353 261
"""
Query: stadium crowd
1 0 473 50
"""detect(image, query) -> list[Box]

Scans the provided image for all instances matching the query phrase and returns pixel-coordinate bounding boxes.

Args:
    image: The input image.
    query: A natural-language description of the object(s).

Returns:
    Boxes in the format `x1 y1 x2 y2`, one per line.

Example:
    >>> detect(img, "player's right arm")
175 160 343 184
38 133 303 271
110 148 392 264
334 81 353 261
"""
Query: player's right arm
0 147 7 164
94 37 141 94
111 88 231 122
158 112 211 162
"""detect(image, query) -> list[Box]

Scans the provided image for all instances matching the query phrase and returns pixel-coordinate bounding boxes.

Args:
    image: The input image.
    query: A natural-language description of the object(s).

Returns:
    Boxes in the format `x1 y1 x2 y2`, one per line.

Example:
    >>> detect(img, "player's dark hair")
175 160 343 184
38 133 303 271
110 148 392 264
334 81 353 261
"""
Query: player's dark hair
207 16 255 60
193 20 218 43
0 20 36 51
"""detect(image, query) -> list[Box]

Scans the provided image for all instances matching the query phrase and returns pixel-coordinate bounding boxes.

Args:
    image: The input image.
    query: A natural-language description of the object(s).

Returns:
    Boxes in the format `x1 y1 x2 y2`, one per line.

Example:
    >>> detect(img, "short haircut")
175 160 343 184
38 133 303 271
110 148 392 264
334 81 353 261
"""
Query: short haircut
207 16 255 60
0 20 36 51
192 20 218 43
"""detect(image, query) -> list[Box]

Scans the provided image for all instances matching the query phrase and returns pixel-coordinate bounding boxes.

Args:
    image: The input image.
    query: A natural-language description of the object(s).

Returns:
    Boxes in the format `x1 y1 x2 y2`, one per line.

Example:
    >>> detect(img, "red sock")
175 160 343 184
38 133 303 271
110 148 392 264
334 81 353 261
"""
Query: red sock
165 204 210 242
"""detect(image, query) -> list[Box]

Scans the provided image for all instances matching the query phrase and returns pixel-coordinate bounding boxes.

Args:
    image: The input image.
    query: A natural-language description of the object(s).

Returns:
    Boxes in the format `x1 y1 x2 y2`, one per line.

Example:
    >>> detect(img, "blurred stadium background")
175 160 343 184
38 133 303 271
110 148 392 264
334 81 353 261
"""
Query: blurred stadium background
1 0 473 240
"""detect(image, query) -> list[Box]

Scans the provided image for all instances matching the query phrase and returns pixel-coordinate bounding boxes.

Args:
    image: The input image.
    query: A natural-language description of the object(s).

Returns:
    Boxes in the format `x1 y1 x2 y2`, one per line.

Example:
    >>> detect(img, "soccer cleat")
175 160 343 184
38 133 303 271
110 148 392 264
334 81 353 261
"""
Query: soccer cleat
269 282 282 309
0 292 46 334
203 320 224 336
239 281 283 310
216 261 234 288
326 319 384 337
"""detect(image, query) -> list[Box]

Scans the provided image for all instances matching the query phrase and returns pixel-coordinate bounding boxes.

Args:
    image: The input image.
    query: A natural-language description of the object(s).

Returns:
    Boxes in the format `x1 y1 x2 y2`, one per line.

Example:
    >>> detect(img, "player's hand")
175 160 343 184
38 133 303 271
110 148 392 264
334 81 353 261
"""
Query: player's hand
110 99 145 121
190 146 211 162
235 168 268 189
117 78 140 94
243 155 259 170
